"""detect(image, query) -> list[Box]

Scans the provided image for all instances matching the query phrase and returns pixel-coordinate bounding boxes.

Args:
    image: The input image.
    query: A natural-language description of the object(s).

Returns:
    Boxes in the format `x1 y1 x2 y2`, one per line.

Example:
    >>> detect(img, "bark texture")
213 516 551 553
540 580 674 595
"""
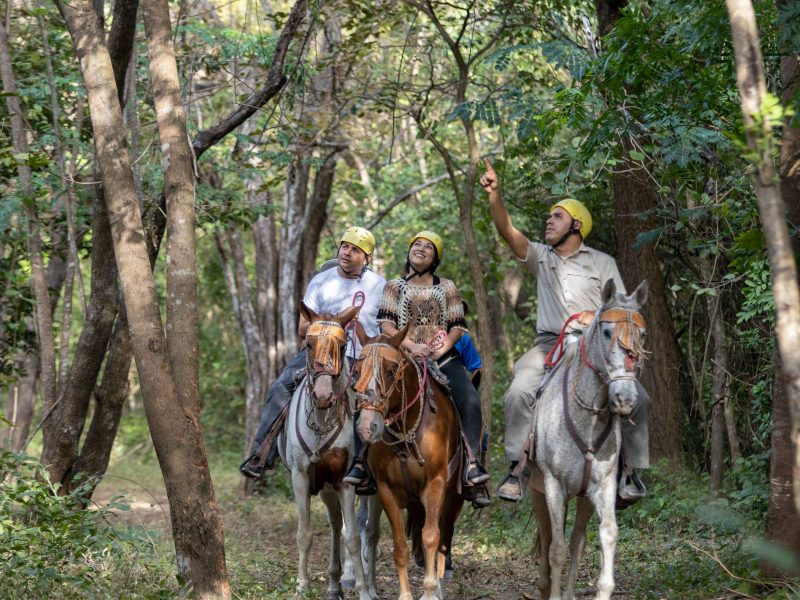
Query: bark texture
596 0 684 463
726 0 800 516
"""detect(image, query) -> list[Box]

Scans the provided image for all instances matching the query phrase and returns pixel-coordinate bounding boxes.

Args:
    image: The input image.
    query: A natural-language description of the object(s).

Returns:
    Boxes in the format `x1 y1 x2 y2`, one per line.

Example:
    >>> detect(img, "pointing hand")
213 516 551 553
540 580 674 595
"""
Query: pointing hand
480 158 498 193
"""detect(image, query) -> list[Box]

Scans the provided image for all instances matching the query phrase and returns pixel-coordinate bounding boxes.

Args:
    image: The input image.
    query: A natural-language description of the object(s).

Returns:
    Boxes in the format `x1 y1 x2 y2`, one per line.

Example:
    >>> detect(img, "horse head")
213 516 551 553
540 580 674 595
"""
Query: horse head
353 326 410 444
583 279 648 417
300 302 361 409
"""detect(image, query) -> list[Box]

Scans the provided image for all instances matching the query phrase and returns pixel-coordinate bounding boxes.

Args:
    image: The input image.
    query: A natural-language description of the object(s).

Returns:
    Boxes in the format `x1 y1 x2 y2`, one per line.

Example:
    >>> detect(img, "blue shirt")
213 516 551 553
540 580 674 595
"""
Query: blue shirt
455 333 482 372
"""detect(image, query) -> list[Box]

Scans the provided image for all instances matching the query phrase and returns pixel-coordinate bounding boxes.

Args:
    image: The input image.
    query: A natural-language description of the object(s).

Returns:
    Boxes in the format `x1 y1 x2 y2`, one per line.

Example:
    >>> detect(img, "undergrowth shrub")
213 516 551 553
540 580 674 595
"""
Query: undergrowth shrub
0 450 161 599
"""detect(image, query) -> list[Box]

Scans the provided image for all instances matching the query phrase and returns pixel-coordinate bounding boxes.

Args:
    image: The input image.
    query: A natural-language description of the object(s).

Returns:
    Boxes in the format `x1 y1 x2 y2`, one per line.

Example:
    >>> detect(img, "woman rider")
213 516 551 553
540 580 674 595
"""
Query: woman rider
345 231 490 488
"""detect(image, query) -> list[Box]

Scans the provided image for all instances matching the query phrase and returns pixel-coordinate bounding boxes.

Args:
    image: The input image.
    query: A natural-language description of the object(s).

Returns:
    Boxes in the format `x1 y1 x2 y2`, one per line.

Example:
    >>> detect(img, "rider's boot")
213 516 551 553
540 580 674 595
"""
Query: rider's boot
617 469 646 504
497 461 529 502
469 483 491 509
466 461 490 486
343 461 368 485
239 441 278 480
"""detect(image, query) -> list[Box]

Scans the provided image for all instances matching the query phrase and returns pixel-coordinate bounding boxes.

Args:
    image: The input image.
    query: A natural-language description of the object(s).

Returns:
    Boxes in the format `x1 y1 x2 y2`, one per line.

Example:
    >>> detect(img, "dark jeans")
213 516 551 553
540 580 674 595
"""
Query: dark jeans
439 355 483 462
250 349 307 458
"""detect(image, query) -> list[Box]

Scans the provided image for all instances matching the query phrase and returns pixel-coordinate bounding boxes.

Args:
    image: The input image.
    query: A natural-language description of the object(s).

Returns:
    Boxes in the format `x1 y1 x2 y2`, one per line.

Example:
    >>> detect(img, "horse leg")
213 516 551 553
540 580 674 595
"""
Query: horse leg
363 494 382 599
531 487 553 600
319 487 344 600
339 484 373 600
543 474 567 600
292 468 313 597
418 477 446 600
593 478 618 600
378 481 414 600
565 496 593 600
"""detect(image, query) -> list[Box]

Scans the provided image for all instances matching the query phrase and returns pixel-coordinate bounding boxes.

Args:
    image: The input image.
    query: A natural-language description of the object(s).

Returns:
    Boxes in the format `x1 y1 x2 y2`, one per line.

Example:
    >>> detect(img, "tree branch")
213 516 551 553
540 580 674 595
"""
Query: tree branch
191 0 307 159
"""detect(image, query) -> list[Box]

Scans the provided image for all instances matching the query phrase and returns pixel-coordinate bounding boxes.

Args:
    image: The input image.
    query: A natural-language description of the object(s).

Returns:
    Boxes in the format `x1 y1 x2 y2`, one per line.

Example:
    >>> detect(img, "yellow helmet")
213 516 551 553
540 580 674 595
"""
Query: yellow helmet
409 230 444 259
550 199 592 240
339 226 376 255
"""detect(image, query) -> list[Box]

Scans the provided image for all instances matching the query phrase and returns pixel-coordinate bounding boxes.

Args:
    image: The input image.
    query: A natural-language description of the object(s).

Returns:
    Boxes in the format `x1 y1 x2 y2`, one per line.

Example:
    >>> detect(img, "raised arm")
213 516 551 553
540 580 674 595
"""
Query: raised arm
480 158 529 260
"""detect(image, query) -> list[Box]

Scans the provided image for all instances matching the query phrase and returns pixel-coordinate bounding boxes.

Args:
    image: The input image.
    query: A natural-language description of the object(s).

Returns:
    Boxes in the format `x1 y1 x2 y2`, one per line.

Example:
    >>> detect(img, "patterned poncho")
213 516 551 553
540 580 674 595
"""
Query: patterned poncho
377 276 468 346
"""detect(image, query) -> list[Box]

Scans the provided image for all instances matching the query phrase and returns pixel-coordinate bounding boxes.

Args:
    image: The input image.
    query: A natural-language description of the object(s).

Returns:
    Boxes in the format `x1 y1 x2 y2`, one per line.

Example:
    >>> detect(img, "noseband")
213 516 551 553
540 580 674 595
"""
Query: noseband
354 343 407 414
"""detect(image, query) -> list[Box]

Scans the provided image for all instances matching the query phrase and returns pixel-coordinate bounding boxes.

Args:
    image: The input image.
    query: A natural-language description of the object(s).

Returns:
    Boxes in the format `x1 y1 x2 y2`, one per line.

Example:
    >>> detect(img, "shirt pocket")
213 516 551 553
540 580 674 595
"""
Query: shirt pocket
563 270 602 301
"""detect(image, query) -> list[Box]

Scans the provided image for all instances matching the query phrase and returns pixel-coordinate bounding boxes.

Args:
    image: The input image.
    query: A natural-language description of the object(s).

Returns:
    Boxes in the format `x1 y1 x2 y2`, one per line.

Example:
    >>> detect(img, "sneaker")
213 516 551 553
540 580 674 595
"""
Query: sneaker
470 484 491 509
466 462 490 485
497 473 523 502
344 463 368 486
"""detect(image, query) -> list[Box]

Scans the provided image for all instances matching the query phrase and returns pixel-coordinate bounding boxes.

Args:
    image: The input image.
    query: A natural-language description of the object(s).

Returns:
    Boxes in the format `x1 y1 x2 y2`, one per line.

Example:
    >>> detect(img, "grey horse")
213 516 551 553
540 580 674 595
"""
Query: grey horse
277 304 374 600
528 279 648 600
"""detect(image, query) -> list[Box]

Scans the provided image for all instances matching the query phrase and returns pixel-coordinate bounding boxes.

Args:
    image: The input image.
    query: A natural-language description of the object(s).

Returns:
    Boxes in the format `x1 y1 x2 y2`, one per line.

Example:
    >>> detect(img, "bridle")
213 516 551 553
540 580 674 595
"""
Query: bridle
562 306 648 497
304 320 354 413
354 342 428 463
580 307 647 386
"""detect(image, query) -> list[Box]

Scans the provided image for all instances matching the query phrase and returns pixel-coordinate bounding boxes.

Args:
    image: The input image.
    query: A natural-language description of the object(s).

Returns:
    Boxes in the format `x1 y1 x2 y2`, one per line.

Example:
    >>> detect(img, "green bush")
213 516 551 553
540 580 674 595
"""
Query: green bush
0 450 146 598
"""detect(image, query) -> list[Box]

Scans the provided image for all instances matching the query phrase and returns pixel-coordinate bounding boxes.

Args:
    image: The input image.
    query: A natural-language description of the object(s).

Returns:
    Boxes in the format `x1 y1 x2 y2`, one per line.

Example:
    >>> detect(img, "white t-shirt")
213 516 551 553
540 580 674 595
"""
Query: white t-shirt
303 267 386 358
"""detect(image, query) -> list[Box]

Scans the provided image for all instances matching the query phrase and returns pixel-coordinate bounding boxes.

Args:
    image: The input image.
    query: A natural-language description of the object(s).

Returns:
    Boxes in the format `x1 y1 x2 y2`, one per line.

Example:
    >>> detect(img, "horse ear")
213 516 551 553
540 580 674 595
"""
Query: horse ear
300 302 318 324
601 278 617 304
632 280 649 306
389 324 410 348
336 305 362 327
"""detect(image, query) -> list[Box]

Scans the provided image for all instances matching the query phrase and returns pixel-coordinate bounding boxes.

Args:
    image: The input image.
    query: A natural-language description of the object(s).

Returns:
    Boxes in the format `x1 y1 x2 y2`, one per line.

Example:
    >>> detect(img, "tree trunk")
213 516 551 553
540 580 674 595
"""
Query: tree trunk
300 150 340 293
0 20 58 457
278 157 311 364
763 0 800 573
595 1 684 463
726 0 800 514
56 2 229 595
141 0 229 593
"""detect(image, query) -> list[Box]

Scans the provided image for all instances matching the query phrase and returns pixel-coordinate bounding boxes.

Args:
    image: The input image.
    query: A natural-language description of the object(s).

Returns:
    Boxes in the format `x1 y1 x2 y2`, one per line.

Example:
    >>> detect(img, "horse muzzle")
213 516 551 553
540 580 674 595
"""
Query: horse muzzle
356 405 384 444
608 379 638 417
311 374 336 409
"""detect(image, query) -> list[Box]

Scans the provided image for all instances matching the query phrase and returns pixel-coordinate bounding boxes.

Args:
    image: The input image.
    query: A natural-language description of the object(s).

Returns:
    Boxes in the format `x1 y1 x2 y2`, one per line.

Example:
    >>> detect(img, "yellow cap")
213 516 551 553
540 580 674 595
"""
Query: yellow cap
340 227 376 255
550 199 592 239
409 231 444 259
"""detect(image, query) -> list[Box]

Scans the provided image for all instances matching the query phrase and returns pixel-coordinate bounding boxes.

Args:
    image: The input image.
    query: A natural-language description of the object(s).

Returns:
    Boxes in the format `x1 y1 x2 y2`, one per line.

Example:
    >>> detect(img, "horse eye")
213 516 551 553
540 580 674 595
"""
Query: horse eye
603 328 612 339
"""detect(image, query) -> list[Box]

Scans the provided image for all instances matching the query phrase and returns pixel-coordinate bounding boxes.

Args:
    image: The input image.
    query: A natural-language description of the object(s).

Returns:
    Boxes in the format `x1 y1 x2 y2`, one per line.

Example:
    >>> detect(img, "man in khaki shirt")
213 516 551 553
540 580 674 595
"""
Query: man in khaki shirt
481 159 650 503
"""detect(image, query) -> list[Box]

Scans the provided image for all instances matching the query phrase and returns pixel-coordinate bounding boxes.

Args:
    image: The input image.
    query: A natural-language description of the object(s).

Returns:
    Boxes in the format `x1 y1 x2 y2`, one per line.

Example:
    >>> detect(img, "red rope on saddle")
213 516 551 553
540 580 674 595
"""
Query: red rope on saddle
544 313 583 368
385 358 427 426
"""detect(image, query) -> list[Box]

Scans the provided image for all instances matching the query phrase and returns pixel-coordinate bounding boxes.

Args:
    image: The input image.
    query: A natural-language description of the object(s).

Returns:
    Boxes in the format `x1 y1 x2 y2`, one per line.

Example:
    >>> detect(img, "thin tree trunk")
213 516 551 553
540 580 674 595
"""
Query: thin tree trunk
300 150 340 293
278 157 310 364
0 20 57 457
141 0 229 593
726 0 800 514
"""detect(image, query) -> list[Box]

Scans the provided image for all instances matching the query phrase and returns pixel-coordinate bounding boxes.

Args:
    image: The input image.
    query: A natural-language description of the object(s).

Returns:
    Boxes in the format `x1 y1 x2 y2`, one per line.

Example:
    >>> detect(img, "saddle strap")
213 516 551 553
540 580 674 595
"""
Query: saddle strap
562 364 614 497
256 402 291 468
294 389 345 467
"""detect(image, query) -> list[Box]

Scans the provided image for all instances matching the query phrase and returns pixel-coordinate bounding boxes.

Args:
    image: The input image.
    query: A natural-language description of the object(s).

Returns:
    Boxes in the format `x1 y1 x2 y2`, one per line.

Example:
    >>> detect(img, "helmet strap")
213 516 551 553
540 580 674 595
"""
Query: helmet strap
552 220 582 249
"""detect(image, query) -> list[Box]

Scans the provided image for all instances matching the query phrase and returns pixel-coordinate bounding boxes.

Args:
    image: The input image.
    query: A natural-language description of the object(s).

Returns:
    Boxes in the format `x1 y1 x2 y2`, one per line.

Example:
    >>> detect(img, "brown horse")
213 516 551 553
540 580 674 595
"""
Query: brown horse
354 328 464 600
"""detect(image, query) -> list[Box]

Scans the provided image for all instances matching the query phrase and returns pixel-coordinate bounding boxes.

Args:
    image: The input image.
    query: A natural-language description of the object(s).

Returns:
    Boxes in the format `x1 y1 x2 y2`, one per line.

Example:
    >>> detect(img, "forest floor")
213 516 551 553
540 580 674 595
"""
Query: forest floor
91 449 796 600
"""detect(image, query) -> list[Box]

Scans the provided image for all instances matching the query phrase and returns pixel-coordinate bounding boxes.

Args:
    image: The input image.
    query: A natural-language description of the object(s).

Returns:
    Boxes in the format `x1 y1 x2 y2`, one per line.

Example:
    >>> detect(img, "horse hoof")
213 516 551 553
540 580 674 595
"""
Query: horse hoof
340 577 355 589
326 591 343 600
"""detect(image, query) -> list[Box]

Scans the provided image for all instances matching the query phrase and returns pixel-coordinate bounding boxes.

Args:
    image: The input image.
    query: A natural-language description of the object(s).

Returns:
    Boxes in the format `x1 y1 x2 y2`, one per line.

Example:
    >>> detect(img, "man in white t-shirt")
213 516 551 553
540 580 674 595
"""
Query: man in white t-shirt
480 159 650 503
240 227 386 479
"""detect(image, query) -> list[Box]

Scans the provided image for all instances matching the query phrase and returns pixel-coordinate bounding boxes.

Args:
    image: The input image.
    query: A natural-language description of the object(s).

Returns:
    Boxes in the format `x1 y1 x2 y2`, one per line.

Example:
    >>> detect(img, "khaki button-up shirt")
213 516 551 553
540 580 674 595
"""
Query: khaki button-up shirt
522 241 625 335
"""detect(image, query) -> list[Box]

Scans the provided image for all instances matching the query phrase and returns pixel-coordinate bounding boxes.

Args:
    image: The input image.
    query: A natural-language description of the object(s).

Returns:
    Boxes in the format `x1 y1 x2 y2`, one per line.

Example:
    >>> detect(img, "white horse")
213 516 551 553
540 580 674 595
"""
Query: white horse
278 304 374 600
529 279 648 600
